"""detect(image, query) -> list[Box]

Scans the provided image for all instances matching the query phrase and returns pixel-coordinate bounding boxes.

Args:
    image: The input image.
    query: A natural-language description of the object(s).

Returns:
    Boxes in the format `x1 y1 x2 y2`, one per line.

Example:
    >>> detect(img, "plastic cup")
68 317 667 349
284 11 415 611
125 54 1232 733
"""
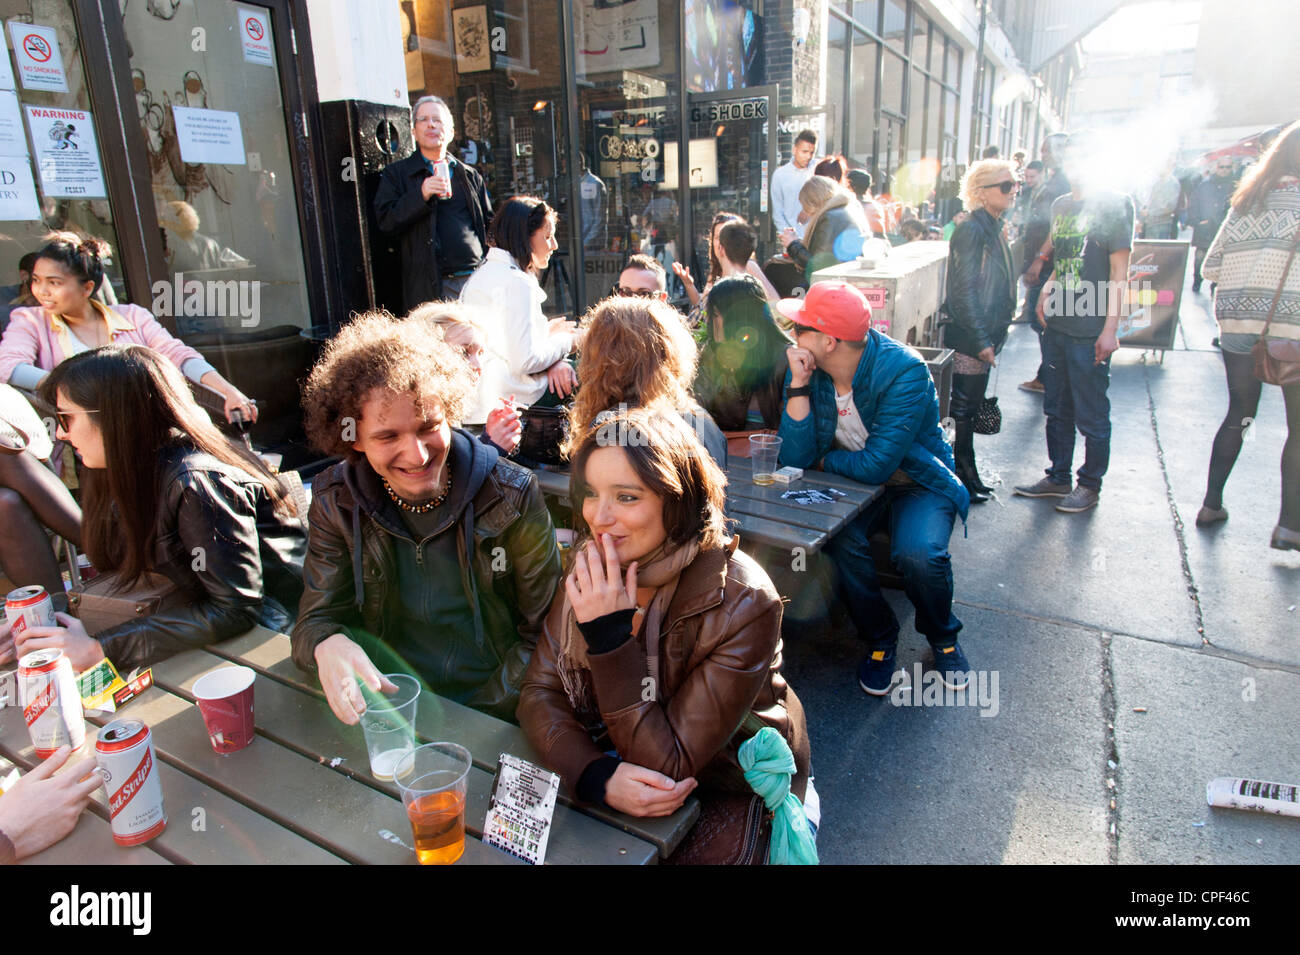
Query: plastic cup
192 666 256 754
394 742 471 865
358 674 421 781
749 434 783 485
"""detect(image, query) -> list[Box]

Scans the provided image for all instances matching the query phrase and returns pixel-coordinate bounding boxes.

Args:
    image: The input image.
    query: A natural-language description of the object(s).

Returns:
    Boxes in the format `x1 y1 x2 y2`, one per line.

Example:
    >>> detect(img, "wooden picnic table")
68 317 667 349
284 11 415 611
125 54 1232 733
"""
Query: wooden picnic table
534 459 883 555
0 627 700 865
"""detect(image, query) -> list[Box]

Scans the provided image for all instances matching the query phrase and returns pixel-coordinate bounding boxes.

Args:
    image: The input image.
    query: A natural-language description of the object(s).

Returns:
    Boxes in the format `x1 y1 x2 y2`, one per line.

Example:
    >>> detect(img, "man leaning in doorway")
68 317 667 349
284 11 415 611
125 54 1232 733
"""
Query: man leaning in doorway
374 95 491 309
771 129 818 240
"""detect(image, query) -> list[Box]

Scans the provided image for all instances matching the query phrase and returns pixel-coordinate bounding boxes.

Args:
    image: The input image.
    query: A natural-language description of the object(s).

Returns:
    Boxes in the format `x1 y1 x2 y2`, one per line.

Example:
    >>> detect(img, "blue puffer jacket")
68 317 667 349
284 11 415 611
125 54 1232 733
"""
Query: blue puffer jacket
777 330 970 521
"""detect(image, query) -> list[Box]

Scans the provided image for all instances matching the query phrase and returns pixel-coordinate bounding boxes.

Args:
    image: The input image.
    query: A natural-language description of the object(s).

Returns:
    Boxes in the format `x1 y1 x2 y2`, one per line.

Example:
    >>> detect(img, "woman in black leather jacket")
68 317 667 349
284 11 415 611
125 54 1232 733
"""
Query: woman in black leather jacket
13 344 305 673
779 176 870 283
943 159 1020 502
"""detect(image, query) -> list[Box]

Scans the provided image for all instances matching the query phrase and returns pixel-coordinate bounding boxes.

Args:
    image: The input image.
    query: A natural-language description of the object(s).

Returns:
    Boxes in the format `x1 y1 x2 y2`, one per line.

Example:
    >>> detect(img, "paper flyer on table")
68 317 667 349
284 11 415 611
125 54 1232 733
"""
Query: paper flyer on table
483 753 559 865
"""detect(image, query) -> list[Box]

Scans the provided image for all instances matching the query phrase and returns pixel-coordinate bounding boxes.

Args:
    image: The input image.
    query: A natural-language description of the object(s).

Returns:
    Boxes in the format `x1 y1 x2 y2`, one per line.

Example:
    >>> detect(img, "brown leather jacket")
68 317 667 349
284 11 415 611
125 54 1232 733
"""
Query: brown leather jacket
290 430 562 720
518 538 810 802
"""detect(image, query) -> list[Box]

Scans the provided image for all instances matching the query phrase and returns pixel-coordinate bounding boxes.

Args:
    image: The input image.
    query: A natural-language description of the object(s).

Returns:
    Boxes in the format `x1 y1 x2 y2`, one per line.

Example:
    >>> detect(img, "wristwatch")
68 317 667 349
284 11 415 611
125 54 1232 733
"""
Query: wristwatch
787 385 813 398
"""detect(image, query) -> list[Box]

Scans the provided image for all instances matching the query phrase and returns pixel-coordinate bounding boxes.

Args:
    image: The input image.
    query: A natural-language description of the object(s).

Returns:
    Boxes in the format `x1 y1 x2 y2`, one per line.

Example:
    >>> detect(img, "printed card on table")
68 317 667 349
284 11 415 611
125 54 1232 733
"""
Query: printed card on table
483 753 559 865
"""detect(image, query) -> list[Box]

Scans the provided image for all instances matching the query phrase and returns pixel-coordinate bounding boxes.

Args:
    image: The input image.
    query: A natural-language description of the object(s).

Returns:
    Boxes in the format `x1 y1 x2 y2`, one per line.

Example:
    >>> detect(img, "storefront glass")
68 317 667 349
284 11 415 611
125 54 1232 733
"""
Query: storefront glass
0 1 126 311
572 0 681 305
121 0 311 337
406 0 574 315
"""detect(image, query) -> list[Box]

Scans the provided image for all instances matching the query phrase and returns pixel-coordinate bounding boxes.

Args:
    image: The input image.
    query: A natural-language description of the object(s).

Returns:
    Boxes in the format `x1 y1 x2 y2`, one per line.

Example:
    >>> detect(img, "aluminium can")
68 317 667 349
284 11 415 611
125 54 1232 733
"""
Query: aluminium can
6 585 55 639
17 648 85 758
95 718 167 846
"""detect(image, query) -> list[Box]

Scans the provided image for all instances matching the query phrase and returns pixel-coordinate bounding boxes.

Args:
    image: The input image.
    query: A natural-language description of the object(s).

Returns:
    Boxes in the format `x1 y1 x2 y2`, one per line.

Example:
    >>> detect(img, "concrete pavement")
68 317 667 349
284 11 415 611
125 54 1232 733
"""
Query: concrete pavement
779 259 1299 864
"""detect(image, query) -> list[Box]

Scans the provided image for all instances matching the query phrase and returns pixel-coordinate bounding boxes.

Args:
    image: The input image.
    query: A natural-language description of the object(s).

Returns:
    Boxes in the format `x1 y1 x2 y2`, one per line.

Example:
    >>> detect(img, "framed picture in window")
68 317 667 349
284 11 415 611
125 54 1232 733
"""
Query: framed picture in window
453 5 492 74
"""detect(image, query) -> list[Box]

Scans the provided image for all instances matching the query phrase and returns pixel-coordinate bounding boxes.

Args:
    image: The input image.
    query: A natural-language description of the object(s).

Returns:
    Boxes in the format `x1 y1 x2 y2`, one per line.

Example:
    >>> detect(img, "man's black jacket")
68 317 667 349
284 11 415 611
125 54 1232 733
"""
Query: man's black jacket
373 153 491 308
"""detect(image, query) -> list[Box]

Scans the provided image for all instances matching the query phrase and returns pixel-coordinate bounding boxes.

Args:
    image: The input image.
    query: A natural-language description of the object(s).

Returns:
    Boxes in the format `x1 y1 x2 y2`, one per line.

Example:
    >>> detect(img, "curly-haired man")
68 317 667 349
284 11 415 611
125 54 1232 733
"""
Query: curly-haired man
291 311 562 722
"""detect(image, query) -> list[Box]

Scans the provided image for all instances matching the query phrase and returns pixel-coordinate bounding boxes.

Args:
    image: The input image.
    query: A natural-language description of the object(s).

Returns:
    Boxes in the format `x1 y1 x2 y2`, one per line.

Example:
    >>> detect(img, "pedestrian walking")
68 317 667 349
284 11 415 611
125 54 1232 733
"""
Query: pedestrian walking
1196 119 1300 550
1188 158 1236 294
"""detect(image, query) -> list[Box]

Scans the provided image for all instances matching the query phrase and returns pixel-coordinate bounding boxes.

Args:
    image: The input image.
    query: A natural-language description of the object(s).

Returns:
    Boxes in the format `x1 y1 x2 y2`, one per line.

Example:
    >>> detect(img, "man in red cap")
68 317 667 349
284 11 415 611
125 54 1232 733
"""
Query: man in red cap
776 281 973 695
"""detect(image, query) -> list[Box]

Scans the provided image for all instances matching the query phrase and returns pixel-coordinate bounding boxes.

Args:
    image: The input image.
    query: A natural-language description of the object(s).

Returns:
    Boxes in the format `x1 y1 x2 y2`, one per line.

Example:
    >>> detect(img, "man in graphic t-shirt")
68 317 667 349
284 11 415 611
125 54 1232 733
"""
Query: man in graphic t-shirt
1014 139 1135 514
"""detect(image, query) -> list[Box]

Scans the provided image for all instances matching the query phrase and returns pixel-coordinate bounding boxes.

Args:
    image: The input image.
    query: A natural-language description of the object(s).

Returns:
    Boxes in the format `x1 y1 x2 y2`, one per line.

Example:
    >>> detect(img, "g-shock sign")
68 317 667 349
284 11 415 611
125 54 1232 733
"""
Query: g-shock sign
691 100 767 123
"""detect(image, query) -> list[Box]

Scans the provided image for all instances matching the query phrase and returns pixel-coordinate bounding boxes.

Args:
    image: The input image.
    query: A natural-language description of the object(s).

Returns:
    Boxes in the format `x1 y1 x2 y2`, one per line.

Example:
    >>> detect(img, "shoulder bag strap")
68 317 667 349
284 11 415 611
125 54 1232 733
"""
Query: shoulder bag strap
1259 221 1300 340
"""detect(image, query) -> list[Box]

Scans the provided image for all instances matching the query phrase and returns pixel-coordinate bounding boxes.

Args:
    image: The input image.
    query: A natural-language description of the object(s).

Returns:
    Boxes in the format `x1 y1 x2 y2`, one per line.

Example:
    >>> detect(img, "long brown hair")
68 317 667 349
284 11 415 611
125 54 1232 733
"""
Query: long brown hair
40 344 291 587
569 406 728 551
1232 120 1300 215
567 297 698 457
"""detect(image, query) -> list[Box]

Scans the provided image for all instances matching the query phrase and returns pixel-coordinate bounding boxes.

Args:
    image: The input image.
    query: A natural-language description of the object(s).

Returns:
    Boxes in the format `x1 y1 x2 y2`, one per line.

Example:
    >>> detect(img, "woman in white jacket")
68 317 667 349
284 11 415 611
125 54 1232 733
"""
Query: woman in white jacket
460 196 579 412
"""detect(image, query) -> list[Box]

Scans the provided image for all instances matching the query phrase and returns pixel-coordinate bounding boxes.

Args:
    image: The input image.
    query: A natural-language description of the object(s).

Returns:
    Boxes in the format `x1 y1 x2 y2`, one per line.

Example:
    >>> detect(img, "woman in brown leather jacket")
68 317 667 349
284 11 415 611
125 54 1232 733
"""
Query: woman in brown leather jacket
6 344 304 674
518 407 812 824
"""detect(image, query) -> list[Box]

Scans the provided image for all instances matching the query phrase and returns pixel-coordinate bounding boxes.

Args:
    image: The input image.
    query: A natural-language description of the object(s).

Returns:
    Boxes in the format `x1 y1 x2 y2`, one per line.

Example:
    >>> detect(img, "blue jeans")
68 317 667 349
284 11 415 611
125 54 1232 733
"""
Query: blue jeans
1041 328 1112 490
825 484 961 650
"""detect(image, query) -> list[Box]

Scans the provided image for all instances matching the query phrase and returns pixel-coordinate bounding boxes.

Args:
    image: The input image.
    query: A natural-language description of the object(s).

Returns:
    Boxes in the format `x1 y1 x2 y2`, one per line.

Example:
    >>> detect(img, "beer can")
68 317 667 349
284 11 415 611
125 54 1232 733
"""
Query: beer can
96 718 167 846
6 585 56 639
18 648 85 758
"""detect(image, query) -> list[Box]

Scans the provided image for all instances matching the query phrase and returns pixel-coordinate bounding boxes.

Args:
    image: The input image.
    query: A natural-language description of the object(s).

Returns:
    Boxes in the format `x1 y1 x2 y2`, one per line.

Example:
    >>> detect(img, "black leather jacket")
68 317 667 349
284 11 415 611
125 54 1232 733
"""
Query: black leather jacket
942 208 1016 359
373 153 491 309
97 443 307 672
290 430 562 721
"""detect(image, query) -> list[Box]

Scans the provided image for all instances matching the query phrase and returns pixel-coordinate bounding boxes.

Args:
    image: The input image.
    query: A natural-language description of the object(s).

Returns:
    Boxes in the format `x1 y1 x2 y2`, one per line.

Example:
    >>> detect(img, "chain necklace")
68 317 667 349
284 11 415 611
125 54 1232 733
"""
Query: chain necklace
382 472 451 513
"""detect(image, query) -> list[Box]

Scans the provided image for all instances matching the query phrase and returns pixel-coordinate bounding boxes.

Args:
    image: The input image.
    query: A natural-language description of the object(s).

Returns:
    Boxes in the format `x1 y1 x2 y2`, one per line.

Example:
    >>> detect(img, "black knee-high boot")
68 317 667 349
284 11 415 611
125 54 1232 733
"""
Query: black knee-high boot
951 372 991 501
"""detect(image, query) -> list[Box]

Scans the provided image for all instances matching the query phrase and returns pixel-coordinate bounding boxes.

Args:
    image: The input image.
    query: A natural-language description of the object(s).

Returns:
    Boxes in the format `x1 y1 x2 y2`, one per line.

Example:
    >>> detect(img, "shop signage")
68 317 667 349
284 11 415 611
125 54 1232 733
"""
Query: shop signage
238 8 274 66
24 105 105 198
173 106 247 166
7 22 68 93
0 154 40 221
690 100 767 124
1117 240 1188 351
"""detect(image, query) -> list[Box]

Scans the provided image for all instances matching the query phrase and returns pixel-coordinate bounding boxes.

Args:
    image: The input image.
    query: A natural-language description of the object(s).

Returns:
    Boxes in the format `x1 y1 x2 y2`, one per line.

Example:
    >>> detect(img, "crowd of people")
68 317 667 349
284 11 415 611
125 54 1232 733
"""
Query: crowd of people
0 91 1296 865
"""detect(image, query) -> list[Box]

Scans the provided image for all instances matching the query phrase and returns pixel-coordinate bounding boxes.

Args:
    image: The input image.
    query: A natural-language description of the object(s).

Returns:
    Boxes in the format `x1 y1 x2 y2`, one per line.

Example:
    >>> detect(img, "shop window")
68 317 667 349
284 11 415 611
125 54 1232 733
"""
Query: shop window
0 2 127 312
574 0 681 307
122 1 310 338
850 31 879 160
404 0 574 314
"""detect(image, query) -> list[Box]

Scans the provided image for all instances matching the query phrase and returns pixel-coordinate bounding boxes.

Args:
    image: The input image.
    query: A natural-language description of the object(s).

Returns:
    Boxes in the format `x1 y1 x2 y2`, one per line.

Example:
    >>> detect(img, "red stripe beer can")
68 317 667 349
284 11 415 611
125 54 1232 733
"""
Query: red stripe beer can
17 648 86 758
95 718 167 846
6 585 56 639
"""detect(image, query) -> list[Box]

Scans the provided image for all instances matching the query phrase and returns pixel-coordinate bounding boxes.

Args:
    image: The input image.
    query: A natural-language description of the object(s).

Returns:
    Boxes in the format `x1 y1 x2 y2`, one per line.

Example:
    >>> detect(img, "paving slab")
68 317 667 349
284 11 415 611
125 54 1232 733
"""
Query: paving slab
1142 346 1300 667
782 597 1109 864
951 324 1200 646
1111 633 1300 863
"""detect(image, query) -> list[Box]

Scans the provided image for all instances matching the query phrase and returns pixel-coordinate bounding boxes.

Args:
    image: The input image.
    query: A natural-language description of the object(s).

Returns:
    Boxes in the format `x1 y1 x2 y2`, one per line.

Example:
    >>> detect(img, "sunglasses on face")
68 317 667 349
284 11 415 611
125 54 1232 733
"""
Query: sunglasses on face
983 180 1019 194
56 409 100 431
614 285 658 298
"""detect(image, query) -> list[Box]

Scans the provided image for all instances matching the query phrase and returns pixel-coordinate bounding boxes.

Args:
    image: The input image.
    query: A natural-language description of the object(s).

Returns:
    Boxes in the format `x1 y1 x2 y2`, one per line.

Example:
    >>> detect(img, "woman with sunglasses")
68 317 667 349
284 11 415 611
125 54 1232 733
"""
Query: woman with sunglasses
941 159 1020 503
7 344 305 675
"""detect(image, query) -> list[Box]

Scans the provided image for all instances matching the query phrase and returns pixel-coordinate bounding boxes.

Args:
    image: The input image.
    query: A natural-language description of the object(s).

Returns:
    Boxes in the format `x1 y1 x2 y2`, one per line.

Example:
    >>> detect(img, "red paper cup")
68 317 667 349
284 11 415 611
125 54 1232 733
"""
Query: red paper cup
192 666 255 754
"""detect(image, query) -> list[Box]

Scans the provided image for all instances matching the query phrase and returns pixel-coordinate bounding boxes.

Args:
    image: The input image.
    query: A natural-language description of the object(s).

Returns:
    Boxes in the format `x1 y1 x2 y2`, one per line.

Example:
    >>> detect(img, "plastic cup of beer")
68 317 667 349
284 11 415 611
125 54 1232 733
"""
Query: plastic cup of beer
749 434 783 485
192 665 256 754
358 674 421 781
393 742 471 865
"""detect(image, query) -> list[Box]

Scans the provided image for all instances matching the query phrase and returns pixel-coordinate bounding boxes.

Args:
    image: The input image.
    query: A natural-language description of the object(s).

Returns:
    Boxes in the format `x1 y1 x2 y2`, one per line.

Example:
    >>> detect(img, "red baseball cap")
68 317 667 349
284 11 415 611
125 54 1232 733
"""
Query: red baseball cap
776 281 872 341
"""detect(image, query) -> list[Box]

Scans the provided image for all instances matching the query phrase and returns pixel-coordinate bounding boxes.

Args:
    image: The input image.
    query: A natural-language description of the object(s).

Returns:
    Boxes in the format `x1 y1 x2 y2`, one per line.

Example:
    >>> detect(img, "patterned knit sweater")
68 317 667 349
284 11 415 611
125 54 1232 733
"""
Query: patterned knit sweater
1202 177 1300 347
